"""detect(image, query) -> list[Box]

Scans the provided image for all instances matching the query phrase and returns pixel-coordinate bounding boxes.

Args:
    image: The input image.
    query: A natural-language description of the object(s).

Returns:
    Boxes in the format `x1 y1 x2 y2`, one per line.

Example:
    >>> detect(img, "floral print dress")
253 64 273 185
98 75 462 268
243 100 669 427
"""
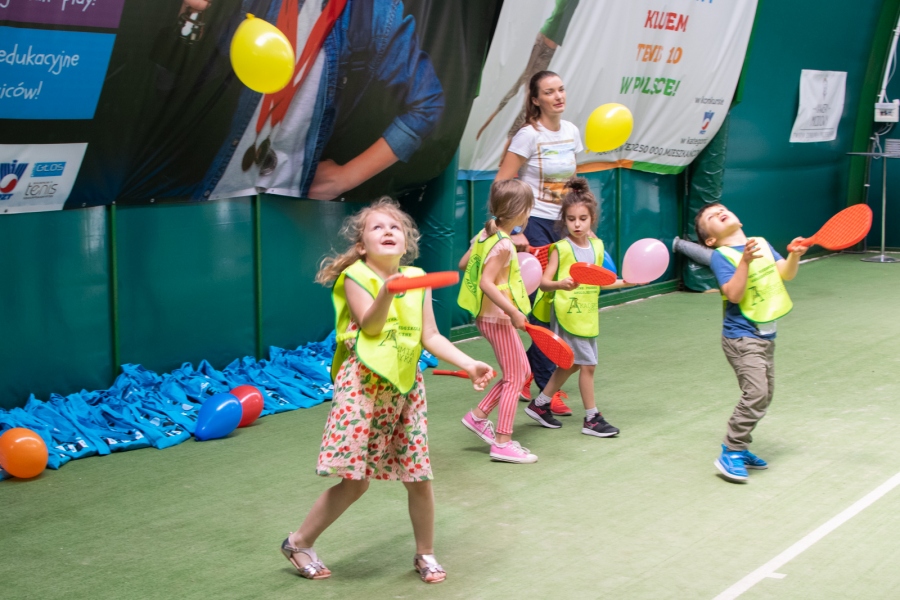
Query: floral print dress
317 323 432 482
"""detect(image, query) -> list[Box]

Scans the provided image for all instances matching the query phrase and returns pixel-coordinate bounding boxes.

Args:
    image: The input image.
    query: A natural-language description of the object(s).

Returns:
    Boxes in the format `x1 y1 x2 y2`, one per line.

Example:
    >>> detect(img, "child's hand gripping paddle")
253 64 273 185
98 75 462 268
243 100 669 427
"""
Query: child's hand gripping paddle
385 271 460 294
569 262 618 286
523 323 574 369
787 204 873 252
432 369 470 379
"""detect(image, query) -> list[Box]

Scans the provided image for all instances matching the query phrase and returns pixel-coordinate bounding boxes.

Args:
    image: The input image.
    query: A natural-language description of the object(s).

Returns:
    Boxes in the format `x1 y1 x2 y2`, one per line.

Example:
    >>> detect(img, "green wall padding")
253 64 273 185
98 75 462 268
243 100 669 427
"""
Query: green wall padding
865 154 900 249
0 208 113 409
618 169 679 283
683 116 730 292
589 171 618 263
259 197 358 351
406 152 460 338
723 0 882 251
848 0 900 208
116 199 256 375
451 181 472 328
862 0 900 250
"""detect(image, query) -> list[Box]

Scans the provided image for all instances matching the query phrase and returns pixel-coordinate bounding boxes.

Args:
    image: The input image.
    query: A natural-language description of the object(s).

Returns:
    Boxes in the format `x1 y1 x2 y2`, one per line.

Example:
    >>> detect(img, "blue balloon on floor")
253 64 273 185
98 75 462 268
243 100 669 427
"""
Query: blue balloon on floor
603 250 617 275
195 393 242 441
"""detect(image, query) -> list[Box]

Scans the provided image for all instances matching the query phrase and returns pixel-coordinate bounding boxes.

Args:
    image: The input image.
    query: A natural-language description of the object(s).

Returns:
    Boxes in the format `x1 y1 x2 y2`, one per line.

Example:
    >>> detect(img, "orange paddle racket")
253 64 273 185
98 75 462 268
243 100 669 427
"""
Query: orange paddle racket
523 323 574 369
569 262 617 286
788 204 873 252
385 271 460 294
432 369 469 379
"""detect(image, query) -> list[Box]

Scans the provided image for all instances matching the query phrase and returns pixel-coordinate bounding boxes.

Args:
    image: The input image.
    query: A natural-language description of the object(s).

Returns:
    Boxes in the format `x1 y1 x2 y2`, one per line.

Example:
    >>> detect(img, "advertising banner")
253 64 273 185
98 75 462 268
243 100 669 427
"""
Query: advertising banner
1 0 501 214
0 143 88 213
459 0 758 178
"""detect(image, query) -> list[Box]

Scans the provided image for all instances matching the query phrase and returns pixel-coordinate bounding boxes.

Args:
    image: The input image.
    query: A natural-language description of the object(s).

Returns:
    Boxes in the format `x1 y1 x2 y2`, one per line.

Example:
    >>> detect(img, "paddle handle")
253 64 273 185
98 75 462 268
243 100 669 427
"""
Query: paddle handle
432 369 469 379
385 271 460 293
787 236 813 253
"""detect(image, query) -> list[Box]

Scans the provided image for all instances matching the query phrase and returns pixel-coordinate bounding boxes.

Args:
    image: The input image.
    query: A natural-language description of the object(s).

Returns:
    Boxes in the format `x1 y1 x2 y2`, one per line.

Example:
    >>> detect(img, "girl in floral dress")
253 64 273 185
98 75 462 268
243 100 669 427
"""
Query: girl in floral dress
280 197 495 584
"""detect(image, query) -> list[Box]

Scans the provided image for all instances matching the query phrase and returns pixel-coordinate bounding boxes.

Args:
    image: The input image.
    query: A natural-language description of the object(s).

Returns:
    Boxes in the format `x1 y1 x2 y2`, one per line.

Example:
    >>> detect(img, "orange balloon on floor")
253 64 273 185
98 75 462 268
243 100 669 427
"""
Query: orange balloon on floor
0 428 48 479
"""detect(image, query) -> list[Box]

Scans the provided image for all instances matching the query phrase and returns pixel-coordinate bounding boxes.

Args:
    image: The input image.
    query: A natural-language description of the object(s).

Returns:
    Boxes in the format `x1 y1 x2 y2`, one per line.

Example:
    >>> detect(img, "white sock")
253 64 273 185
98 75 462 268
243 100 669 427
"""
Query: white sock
585 407 599 419
470 411 487 422
534 393 552 407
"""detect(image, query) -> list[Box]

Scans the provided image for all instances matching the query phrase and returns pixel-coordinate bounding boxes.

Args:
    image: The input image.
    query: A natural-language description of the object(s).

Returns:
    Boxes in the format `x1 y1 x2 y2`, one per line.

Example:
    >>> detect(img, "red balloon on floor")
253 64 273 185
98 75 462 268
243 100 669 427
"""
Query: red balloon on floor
0 428 48 479
231 385 265 427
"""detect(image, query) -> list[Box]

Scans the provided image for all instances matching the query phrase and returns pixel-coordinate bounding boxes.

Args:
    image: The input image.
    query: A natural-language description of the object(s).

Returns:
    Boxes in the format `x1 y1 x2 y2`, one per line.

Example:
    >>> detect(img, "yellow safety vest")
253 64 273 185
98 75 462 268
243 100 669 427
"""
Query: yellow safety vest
458 230 531 317
533 238 604 338
331 260 424 393
716 237 793 324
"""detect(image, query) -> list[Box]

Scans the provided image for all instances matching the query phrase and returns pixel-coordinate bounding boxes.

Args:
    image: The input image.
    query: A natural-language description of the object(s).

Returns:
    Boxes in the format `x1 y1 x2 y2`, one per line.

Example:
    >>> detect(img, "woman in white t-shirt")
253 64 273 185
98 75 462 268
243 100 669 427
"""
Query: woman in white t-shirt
495 70 583 408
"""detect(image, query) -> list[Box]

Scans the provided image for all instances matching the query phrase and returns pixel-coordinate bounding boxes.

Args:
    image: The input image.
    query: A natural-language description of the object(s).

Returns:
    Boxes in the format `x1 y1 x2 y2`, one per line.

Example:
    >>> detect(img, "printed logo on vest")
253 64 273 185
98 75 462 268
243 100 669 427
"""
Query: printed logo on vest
747 286 764 306
567 298 582 314
379 328 399 349
465 254 482 294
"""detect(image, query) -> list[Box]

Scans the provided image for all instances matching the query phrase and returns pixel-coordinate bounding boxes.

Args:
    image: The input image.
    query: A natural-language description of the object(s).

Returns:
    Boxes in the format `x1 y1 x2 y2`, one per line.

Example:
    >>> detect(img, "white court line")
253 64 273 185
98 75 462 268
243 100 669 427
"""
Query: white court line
713 470 900 600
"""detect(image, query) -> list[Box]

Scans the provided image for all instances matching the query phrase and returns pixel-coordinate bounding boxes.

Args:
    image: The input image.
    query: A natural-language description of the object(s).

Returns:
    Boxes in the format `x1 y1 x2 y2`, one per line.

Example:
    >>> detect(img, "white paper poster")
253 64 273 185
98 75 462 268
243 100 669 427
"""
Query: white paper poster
459 0 758 177
0 143 88 214
789 69 846 143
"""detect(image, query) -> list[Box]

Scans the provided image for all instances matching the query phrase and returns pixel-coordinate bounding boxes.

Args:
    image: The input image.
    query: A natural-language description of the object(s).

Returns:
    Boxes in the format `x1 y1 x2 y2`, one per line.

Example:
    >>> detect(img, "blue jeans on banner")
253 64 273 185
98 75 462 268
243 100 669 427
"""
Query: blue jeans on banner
523 215 564 390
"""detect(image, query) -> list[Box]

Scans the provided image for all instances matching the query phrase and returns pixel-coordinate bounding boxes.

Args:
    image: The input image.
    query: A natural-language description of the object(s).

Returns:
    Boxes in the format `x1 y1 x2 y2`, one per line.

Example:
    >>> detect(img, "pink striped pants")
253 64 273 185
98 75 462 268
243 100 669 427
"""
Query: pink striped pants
476 318 531 436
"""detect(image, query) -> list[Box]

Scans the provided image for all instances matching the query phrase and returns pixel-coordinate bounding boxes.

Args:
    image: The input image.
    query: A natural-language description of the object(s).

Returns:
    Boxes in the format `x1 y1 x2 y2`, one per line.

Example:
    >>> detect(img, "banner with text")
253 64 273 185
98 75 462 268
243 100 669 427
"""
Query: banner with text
459 0 757 177
1 0 501 214
789 69 846 143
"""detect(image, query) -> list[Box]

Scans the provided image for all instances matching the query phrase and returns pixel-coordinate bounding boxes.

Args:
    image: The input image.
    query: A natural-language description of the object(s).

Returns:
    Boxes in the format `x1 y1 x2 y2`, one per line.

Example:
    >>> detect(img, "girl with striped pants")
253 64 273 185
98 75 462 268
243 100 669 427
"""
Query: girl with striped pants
458 180 538 464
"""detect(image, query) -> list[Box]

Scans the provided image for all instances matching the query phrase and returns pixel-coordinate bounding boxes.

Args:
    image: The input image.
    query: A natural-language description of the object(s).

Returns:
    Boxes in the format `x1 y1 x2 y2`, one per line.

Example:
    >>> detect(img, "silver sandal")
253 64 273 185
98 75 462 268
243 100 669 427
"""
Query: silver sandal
281 537 330 579
414 554 446 584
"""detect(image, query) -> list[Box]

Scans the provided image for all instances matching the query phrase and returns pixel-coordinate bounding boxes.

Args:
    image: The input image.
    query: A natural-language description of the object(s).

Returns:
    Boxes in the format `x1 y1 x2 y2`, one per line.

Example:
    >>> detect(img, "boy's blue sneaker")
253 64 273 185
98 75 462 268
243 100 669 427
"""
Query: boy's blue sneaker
734 447 768 470
714 448 749 483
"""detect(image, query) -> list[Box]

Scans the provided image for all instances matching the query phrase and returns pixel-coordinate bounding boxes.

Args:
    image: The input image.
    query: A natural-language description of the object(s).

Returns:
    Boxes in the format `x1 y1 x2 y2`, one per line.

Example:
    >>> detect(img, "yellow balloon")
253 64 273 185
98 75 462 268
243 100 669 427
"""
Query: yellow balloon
230 14 295 94
584 103 634 153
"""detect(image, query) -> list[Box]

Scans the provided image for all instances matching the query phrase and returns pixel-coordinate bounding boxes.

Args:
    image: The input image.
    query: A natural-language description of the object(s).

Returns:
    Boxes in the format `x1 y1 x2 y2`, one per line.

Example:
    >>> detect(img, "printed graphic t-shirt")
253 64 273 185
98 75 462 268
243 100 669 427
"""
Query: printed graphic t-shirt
508 120 584 220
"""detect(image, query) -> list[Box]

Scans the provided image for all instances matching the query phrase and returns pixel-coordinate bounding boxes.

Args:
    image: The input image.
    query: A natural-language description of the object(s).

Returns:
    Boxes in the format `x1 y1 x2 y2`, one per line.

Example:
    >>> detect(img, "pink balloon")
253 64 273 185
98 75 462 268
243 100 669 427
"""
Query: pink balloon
622 239 670 284
517 252 542 294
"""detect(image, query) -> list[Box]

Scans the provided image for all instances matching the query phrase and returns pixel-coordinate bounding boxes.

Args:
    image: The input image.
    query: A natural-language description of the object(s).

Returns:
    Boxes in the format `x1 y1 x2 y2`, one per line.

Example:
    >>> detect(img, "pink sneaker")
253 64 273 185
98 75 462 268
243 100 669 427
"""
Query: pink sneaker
489 440 538 464
461 411 495 445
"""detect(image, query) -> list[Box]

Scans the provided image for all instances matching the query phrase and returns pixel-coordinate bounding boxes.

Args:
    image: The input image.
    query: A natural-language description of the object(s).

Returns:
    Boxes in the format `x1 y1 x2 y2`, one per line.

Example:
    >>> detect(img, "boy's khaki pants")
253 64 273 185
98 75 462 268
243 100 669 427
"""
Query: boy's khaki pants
721 336 775 451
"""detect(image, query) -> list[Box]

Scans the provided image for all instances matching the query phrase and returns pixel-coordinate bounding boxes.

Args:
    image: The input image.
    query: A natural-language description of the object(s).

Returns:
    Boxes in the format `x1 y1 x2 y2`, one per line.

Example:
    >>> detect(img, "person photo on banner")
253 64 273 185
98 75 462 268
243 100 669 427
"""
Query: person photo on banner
476 0 579 140
192 0 444 201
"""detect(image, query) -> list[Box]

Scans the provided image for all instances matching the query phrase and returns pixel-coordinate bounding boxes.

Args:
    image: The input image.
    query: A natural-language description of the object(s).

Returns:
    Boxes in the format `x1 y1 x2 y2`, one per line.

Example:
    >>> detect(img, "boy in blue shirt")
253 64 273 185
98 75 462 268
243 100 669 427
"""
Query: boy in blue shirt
696 203 807 482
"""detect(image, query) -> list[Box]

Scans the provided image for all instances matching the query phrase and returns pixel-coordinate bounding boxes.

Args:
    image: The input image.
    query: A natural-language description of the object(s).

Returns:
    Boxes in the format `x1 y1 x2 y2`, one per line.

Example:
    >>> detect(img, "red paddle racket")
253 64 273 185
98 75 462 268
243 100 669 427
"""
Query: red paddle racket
788 204 873 252
526 245 550 269
569 262 617 286
432 369 470 379
386 271 460 294
523 323 574 369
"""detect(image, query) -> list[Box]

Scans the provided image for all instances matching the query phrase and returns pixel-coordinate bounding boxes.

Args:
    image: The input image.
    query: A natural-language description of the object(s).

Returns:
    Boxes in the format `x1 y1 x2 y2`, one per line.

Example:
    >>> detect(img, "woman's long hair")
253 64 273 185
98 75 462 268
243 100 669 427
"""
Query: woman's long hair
500 70 562 159
524 70 560 128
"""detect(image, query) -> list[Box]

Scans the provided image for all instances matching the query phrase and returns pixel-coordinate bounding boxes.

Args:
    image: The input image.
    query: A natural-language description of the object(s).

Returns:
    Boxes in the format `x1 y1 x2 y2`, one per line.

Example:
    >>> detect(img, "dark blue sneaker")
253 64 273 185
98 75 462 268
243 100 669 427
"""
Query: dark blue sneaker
525 400 562 429
714 448 748 482
734 447 768 470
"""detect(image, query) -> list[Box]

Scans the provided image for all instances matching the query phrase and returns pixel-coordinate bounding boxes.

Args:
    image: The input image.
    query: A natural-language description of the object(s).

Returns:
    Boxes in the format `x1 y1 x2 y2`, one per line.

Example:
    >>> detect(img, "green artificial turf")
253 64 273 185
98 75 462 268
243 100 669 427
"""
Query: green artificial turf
2 254 900 599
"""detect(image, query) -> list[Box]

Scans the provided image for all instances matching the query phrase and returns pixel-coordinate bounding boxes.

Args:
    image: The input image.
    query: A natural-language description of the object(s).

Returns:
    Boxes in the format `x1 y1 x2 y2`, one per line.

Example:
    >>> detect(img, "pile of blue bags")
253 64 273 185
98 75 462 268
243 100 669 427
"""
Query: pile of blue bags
0 332 440 480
